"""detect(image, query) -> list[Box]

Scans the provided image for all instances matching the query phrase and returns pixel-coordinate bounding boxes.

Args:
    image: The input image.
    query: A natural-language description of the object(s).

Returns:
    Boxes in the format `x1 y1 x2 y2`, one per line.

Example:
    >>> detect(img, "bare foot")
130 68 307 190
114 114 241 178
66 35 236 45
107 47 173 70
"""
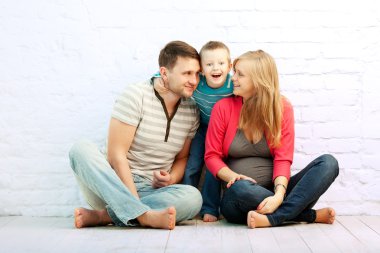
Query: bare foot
315 207 335 224
203 214 218 222
74 208 112 228
138 207 176 230
247 211 271 229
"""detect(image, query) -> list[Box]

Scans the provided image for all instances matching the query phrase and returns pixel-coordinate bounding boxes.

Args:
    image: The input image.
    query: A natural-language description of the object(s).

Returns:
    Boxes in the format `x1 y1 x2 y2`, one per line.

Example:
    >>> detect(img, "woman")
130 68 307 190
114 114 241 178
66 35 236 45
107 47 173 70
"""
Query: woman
204 50 339 228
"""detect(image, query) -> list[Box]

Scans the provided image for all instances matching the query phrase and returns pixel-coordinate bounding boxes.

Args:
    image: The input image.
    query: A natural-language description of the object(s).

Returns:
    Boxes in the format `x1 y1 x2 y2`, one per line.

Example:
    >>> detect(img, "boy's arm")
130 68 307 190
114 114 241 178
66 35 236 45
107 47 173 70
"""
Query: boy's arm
107 118 139 198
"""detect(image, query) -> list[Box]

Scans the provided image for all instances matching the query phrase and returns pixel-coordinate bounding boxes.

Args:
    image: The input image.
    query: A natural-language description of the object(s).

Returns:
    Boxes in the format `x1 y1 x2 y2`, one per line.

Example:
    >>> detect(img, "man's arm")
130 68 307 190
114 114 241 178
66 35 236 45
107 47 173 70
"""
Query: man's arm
169 137 192 184
152 137 192 188
107 118 139 198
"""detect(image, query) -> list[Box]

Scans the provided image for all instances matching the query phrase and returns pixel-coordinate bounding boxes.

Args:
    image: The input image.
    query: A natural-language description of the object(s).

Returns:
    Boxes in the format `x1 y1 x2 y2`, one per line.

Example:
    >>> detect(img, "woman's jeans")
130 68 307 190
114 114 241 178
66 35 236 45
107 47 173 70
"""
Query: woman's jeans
182 123 221 217
220 154 339 226
69 140 202 226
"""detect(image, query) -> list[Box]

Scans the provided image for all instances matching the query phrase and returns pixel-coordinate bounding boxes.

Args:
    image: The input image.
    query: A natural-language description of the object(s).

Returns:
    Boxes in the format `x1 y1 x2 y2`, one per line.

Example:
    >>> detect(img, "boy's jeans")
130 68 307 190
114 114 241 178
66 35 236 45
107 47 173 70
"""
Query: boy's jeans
69 140 202 226
220 154 339 226
182 123 221 217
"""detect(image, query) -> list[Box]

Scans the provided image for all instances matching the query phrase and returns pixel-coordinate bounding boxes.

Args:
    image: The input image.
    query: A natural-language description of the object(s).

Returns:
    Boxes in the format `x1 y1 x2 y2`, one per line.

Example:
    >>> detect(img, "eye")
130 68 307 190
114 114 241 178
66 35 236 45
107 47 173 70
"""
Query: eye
207 63 212 67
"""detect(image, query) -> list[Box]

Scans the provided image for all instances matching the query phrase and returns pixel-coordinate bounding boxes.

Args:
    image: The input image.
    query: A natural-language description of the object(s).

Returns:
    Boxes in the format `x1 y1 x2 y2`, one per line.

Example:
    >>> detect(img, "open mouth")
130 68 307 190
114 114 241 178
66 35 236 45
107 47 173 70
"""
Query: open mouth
211 74 222 79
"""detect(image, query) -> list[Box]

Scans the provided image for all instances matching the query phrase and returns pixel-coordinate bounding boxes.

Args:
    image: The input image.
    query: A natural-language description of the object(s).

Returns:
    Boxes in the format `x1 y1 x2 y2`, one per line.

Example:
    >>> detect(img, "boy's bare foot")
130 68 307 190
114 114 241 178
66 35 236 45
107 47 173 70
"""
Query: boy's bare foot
247 211 271 229
138 207 176 230
74 208 112 228
315 207 335 224
203 214 218 222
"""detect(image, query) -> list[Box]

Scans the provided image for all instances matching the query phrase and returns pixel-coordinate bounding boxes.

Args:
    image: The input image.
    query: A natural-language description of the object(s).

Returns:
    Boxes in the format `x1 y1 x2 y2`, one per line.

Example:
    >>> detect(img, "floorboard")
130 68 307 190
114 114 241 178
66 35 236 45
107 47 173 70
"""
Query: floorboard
0 216 379 252
338 216 380 252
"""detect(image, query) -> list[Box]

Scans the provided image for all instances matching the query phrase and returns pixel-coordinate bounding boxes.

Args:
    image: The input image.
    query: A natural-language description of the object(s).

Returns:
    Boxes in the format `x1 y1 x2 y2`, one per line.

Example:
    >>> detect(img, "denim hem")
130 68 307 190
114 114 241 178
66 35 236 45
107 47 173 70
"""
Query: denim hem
267 214 277 226
200 209 219 218
106 205 149 227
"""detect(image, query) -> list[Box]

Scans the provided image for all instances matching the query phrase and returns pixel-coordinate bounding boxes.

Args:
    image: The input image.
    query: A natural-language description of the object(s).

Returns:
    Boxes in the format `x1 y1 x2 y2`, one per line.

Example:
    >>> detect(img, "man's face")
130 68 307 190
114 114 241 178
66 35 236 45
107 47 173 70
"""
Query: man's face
163 57 200 98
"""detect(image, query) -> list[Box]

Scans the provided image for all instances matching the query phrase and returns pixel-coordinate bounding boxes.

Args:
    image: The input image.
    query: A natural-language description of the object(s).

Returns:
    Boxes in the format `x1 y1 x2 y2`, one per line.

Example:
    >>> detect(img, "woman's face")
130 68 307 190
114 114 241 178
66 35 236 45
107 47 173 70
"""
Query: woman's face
232 59 255 101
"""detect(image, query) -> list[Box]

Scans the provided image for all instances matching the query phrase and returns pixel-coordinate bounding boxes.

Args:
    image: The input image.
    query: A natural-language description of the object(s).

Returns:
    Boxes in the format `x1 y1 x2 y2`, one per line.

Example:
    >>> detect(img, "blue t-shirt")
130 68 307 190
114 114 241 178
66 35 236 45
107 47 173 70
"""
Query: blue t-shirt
152 73 233 125
194 74 233 125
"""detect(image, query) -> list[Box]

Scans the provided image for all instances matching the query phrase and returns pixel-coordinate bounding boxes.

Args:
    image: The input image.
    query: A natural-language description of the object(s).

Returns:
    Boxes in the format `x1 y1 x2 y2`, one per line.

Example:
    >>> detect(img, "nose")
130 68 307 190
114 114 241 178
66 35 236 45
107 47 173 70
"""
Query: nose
189 74 199 85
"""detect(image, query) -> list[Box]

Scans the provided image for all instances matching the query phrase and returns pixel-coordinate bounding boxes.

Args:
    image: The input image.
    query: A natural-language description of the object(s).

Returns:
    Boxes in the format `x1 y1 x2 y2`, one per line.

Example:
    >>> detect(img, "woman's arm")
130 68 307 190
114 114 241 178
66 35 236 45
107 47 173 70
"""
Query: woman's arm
204 100 229 177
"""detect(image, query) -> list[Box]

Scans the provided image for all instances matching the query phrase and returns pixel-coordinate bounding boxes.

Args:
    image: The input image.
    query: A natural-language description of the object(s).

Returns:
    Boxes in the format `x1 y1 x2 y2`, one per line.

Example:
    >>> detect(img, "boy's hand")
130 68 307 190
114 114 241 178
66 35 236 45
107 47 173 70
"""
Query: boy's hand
152 170 172 188
153 77 169 93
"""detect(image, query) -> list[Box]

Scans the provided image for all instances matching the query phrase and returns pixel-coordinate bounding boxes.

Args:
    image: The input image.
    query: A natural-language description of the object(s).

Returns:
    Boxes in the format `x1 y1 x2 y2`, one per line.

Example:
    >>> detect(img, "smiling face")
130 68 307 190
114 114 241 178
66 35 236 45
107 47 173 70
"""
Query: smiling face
231 59 255 101
200 48 231 89
162 56 201 98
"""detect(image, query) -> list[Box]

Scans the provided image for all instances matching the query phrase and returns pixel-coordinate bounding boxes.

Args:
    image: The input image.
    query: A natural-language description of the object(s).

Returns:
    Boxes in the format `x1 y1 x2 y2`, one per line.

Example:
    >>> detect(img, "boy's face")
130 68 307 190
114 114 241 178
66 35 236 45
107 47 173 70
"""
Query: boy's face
201 48 232 88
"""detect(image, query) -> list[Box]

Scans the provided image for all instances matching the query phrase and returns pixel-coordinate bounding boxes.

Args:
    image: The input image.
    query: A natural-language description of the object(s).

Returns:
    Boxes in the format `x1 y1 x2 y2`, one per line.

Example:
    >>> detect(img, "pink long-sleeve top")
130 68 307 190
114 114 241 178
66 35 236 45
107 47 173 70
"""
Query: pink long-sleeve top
205 96 294 181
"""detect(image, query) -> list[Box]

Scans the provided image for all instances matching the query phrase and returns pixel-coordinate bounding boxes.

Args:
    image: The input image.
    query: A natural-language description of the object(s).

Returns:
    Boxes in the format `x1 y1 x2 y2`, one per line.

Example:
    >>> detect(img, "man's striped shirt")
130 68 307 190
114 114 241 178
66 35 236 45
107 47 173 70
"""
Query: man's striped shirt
110 80 199 181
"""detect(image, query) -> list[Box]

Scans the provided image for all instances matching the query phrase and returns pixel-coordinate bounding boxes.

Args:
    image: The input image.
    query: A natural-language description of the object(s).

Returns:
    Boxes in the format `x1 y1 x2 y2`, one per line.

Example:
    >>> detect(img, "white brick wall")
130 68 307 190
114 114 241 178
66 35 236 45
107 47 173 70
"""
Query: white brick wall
1 0 379 216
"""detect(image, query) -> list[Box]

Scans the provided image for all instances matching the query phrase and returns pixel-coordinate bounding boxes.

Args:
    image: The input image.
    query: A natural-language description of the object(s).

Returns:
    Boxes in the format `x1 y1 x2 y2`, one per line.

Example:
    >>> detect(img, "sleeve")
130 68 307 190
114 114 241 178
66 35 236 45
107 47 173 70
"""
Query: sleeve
204 100 229 178
152 71 161 78
272 99 295 181
188 105 200 139
111 84 143 127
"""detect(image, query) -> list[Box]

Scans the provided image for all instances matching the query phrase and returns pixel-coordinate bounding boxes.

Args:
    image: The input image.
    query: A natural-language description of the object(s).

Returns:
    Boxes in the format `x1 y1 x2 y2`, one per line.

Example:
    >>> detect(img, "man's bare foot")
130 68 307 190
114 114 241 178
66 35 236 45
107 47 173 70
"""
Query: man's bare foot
315 207 335 224
247 211 271 229
138 207 176 230
74 208 112 228
203 214 218 222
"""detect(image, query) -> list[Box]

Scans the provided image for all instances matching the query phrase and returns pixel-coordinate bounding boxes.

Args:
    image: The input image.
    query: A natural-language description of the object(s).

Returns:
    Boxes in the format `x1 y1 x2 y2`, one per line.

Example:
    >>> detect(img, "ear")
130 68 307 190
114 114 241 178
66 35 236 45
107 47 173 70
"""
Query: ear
159 66 168 83
228 62 233 72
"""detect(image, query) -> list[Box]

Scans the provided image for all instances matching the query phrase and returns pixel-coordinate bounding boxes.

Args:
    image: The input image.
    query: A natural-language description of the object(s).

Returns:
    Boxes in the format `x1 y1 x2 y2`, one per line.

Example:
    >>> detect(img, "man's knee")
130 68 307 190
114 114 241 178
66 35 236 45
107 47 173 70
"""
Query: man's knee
69 140 93 172
175 185 202 216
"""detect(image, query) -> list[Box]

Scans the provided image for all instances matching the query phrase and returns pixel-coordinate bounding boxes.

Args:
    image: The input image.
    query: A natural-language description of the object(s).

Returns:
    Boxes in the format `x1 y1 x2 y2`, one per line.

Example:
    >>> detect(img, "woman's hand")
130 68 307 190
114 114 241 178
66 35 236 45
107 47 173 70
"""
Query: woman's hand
256 195 283 214
226 174 256 188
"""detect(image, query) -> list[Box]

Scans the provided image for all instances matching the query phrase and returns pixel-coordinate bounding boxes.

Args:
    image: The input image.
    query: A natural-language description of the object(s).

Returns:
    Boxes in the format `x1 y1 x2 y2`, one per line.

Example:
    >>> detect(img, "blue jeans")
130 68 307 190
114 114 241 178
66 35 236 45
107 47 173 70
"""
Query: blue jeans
220 154 339 226
69 140 202 226
182 123 221 217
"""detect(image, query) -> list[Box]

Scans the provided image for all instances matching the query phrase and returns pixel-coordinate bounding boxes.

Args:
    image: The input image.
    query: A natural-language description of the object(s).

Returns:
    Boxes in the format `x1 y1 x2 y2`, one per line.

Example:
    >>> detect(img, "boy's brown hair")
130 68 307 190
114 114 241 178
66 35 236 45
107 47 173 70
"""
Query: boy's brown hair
199 41 231 61
159 41 200 70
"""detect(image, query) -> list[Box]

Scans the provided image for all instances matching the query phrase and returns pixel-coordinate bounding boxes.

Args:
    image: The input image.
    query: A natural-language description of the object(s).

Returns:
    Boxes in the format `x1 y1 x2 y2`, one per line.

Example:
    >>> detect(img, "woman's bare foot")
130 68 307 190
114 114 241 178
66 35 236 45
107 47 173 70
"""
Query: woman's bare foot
138 207 176 230
315 207 336 224
247 211 271 229
203 214 218 222
74 208 112 228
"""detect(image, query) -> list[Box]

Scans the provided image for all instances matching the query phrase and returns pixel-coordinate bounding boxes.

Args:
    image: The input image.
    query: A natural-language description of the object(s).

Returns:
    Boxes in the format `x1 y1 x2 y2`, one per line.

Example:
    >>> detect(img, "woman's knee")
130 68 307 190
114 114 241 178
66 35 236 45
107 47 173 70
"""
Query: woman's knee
225 180 253 198
319 154 339 178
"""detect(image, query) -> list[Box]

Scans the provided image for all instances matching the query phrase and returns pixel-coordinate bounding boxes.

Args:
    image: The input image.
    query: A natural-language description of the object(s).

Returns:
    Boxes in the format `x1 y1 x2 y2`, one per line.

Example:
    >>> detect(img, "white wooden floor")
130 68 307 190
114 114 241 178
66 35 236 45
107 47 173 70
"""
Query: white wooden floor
0 216 379 253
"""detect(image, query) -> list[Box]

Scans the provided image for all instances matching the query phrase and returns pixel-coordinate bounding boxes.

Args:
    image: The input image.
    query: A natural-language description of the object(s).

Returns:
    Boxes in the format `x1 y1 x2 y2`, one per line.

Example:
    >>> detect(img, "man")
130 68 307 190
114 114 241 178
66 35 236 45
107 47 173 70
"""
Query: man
69 41 202 230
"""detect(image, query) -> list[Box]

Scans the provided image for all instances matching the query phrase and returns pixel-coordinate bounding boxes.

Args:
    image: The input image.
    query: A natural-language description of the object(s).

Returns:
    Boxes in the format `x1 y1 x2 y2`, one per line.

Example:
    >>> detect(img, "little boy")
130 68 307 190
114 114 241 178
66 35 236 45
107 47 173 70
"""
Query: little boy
154 41 233 222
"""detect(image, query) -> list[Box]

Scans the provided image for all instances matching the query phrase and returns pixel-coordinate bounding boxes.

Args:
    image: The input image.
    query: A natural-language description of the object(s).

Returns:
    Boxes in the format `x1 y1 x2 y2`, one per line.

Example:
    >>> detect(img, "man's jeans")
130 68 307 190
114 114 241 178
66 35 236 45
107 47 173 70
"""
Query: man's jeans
220 154 339 226
182 123 221 217
69 140 202 226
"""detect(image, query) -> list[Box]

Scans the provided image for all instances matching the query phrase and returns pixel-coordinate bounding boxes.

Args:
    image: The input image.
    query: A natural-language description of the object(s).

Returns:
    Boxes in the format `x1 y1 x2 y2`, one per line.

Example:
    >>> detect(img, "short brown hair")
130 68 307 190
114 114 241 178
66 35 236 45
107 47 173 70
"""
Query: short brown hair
158 41 200 70
199 41 231 61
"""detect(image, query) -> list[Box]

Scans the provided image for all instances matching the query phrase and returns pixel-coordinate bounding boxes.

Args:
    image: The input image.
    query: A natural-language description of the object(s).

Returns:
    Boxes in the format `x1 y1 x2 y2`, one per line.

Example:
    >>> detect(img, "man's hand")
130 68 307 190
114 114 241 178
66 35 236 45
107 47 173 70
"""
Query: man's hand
152 170 172 188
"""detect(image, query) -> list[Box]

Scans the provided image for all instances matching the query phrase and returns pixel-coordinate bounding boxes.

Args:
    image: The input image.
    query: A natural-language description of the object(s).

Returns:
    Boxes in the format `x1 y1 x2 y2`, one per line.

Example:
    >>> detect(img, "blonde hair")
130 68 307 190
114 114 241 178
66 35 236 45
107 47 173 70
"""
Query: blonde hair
234 50 282 147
